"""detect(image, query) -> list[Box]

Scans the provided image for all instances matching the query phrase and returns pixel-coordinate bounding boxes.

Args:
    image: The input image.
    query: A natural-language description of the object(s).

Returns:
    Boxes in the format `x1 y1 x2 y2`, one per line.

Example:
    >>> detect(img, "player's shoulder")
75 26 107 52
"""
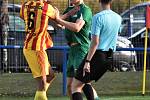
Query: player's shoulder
111 11 122 20
47 4 54 8
92 11 106 22
81 4 91 11
80 4 92 15
93 12 103 19
22 0 35 9
94 10 107 17
47 4 55 12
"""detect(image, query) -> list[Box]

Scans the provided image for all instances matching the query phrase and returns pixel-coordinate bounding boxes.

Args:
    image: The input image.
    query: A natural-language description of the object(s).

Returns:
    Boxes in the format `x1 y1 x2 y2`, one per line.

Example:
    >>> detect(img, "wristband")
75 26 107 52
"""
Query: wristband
85 59 91 63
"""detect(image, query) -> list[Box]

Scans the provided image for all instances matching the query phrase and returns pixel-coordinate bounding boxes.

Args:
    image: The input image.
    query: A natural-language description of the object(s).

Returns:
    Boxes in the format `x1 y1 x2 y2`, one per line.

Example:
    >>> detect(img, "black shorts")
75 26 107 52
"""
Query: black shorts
75 49 113 83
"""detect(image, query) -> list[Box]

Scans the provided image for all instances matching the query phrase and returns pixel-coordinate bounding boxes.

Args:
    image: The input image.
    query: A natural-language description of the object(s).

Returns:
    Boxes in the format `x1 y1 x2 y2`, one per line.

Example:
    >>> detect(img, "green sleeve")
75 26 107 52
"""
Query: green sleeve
82 7 92 23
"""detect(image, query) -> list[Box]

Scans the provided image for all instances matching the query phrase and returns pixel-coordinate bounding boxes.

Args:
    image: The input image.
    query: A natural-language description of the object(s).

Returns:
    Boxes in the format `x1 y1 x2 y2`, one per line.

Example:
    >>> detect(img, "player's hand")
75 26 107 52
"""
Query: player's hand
83 62 90 77
54 7 60 20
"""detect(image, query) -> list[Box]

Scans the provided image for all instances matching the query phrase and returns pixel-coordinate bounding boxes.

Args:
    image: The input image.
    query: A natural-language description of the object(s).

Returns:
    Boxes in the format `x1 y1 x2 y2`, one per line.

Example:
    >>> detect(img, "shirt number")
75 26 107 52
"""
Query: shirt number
28 12 35 30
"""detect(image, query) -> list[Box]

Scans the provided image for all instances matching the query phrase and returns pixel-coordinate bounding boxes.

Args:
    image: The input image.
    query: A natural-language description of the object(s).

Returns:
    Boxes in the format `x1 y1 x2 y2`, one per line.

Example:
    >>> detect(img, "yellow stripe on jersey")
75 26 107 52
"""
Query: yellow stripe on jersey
47 5 56 19
20 1 56 50
35 8 42 33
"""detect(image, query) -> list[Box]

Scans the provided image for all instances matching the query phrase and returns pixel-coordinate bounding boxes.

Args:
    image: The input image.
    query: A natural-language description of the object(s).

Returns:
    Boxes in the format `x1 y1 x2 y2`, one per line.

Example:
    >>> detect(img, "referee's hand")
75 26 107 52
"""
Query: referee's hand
83 62 90 77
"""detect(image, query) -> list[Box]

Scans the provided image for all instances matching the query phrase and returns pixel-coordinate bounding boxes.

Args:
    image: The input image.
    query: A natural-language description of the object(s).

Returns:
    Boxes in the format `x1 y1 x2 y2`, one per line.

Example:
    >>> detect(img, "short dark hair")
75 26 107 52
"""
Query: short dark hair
99 0 112 4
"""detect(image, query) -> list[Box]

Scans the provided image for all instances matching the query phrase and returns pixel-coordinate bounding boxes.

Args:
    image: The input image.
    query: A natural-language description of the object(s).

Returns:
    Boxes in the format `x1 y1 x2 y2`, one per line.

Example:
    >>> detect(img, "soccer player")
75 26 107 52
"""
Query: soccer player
20 0 57 100
68 0 122 100
55 0 99 100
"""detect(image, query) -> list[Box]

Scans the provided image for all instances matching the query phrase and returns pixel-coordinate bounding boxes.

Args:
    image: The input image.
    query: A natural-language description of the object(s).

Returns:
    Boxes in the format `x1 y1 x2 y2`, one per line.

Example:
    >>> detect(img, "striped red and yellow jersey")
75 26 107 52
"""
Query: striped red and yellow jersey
20 0 56 50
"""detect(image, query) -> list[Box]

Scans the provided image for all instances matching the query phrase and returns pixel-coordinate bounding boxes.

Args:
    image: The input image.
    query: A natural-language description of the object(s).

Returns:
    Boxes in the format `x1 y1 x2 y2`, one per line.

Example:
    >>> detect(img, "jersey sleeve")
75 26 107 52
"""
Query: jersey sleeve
20 2 25 19
91 15 102 36
47 5 56 19
20 1 28 20
81 7 92 24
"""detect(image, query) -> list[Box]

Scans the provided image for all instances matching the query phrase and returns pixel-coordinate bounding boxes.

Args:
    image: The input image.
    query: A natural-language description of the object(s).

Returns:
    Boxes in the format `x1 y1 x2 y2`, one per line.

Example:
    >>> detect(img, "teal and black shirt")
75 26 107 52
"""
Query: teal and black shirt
63 3 92 48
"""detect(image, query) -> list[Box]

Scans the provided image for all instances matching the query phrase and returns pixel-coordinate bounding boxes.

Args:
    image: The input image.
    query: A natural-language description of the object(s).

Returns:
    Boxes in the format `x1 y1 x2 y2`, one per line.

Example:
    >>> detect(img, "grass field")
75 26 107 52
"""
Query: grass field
0 96 150 100
0 71 150 100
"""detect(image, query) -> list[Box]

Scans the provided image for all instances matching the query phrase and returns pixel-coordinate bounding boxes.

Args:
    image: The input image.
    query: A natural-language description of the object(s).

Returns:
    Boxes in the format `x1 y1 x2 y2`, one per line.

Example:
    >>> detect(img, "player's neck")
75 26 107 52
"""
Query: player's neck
74 1 84 6
102 5 110 10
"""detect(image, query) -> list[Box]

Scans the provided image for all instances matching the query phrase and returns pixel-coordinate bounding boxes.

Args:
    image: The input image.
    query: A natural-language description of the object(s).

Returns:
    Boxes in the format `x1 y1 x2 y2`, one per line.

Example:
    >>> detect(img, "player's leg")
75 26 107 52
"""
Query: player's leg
67 77 73 100
71 45 95 100
82 83 100 100
67 47 76 100
87 50 112 100
34 50 52 100
23 49 49 100
82 83 94 100
34 76 48 100
36 50 55 92
45 50 56 91
70 47 95 100
72 50 100 100
45 66 55 91
72 78 85 100
67 65 75 100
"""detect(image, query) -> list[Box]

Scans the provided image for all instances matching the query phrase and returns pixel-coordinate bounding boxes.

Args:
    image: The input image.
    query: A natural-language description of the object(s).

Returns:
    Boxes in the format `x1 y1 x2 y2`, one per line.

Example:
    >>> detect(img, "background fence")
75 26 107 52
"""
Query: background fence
0 0 150 96
0 0 150 72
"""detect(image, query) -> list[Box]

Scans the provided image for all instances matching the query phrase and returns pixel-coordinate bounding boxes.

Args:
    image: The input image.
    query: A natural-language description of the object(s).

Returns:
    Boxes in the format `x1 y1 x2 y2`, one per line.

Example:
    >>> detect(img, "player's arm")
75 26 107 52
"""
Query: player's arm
86 35 99 61
83 34 99 74
60 7 74 20
54 8 75 28
49 18 64 29
56 18 85 32
46 6 64 28
60 14 68 20
83 15 100 74
53 7 85 29
60 9 76 20
56 6 92 32
55 8 85 32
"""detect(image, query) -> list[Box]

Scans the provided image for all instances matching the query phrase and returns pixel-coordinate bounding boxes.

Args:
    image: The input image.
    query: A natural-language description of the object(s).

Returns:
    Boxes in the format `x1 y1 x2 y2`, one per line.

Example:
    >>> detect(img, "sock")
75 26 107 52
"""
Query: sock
82 84 94 100
45 83 50 92
92 87 100 100
34 91 48 100
72 92 83 100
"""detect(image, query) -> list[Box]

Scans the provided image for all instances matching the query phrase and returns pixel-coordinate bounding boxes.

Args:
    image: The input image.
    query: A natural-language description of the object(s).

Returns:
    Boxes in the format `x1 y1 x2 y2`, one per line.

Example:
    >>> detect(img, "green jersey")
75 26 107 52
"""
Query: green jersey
63 3 92 47
63 4 92 77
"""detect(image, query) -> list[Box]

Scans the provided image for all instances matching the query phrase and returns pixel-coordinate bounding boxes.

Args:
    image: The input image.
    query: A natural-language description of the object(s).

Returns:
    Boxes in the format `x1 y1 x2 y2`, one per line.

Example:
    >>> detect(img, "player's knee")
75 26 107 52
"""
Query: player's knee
37 79 47 91
47 68 55 82
72 79 83 93
47 73 55 83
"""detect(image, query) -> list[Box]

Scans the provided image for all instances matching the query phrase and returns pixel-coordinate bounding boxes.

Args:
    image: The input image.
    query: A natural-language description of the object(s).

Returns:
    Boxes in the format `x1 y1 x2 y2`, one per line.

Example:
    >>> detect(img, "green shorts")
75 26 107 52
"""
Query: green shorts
67 44 88 77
